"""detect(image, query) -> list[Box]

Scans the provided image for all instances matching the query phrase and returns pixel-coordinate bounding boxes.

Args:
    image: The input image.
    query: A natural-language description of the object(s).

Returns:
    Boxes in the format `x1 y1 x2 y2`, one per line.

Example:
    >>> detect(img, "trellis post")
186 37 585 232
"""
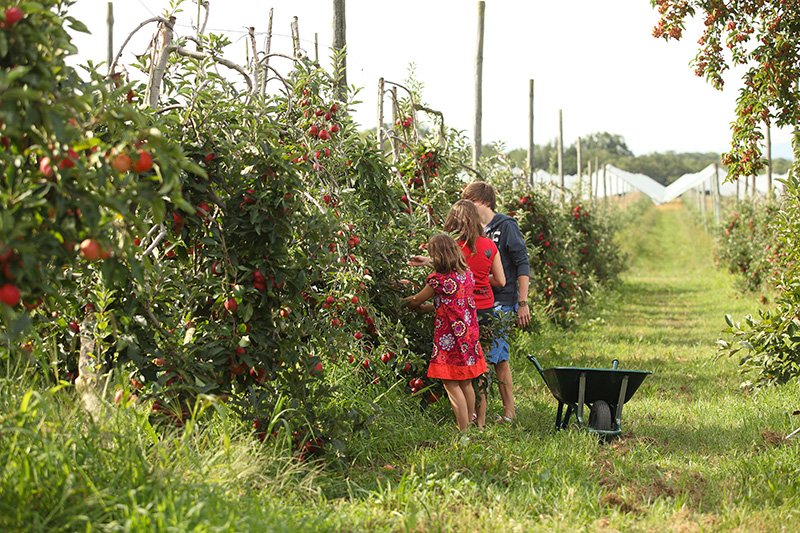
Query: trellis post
602 162 607 206
291 17 300 58
332 0 347 101
261 8 273 96
473 1 485 167
528 79 534 186
557 109 564 199
576 136 582 199
766 123 773 199
713 163 721 222
106 2 114 74
377 78 385 153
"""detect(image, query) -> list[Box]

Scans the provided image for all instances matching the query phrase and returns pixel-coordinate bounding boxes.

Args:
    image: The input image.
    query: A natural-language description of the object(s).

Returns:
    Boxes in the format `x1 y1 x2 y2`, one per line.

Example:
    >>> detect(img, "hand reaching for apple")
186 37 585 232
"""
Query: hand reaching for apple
408 255 431 268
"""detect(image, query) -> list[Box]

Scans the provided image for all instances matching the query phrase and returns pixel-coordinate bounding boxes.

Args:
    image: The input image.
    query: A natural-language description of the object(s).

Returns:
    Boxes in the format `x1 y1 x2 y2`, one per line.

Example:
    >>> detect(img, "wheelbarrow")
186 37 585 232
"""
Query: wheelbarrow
528 355 651 439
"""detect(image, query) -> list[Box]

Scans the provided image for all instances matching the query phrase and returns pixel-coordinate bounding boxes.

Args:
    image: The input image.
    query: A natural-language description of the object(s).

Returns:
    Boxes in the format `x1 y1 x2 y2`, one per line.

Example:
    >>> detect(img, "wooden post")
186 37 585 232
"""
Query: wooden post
588 159 593 204
602 163 607 206
291 17 300 58
473 1 485 167
528 79 534 186
261 8 273 96
576 136 582 198
332 0 347 101
315 33 319 63
713 163 721 222
766 123 773 200
557 109 564 195
248 27 259 92
390 86 398 160
106 2 114 74
377 77 385 153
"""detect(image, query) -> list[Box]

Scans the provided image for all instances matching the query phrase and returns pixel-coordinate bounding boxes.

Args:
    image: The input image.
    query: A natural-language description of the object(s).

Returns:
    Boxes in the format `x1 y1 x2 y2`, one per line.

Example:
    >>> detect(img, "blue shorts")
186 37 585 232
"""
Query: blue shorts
477 304 517 365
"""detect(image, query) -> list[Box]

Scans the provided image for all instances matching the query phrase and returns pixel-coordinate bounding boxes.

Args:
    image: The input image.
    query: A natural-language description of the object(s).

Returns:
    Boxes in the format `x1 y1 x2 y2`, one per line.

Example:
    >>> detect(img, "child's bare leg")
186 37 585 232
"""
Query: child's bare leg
442 379 469 431
495 360 516 419
461 380 476 424
474 377 487 429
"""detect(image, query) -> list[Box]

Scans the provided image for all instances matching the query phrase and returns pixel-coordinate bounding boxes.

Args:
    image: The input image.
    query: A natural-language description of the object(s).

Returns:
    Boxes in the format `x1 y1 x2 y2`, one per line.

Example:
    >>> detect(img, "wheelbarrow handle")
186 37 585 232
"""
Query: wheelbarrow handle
527 354 545 373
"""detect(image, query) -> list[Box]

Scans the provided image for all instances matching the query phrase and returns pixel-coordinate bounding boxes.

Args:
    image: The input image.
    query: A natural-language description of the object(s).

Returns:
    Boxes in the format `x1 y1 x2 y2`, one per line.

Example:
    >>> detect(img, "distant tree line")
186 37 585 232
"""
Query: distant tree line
495 132 791 186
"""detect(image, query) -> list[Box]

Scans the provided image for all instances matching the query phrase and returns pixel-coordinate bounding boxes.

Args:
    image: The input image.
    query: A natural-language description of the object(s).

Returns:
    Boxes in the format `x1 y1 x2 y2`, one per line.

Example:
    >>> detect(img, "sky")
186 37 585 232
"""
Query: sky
65 0 794 160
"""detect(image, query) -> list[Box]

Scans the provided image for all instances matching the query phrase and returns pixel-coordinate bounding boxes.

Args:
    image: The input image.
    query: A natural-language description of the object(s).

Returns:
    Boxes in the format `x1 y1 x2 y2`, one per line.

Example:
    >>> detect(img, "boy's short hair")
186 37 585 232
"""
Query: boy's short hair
461 181 496 211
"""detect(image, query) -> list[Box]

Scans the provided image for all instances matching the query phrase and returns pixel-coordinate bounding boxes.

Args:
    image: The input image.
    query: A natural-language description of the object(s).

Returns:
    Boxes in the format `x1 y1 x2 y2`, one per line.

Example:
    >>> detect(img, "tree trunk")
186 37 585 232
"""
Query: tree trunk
75 316 104 423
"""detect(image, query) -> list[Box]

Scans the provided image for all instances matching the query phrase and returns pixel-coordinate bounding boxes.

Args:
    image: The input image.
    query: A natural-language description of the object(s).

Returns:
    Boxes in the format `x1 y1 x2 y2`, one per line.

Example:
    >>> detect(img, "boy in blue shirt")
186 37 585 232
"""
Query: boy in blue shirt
462 181 530 422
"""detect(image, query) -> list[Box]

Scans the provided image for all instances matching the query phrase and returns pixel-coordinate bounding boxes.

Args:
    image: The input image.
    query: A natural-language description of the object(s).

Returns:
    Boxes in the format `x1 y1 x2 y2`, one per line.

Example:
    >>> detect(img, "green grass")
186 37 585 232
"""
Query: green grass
3 200 800 531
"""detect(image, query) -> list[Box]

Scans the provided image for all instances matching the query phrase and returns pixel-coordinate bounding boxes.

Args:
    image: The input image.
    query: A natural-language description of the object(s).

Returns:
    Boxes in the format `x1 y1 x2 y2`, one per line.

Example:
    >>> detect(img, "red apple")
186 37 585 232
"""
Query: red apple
79 239 104 261
112 153 132 172
0 283 20 306
39 156 53 178
68 321 79 333
224 298 238 312
133 151 153 173
5 6 23 28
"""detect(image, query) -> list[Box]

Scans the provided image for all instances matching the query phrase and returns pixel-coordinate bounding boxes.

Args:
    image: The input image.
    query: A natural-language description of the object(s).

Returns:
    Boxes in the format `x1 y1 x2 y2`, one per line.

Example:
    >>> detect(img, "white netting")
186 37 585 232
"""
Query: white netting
526 164 787 205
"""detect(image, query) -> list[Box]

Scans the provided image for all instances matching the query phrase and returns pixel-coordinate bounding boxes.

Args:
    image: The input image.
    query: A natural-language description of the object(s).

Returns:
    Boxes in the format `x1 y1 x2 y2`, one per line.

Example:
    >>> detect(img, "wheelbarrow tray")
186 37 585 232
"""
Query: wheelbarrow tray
529 355 651 439
540 366 650 406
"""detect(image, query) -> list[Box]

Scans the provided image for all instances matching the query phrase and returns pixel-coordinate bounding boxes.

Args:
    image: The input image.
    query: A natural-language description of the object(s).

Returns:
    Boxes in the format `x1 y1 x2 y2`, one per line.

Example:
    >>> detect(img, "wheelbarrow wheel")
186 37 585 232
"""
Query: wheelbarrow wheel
589 400 612 431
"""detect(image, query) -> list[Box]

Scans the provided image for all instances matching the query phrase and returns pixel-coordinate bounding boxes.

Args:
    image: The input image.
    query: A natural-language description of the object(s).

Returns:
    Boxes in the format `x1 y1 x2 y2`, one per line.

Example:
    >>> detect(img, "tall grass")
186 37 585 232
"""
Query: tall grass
3 200 800 531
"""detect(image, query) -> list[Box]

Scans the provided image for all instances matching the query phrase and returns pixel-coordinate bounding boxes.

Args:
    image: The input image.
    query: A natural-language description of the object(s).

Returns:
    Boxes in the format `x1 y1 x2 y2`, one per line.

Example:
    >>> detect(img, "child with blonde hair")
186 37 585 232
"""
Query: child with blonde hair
404 234 487 432
410 199 505 428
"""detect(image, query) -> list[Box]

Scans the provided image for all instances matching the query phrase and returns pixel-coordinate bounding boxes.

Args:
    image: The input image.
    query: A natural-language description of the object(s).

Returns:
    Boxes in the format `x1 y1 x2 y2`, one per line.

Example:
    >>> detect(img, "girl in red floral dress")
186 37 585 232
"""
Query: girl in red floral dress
403 234 487 432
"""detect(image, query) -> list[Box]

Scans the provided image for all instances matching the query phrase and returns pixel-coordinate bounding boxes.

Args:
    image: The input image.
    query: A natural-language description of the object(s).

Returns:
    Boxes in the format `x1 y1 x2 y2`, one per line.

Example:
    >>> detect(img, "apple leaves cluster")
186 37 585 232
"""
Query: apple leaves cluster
652 0 800 178
510 191 625 326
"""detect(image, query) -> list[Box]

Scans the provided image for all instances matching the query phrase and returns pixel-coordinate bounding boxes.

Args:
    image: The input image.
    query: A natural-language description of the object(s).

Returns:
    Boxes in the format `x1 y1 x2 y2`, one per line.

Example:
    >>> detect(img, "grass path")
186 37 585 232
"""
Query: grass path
315 201 800 531
503 201 800 530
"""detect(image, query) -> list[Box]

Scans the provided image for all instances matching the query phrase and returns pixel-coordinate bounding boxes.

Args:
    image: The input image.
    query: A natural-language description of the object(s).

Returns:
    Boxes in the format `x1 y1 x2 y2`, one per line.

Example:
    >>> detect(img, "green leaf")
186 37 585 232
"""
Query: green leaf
151 196 165 224
66 17 90 34
242 303 254 323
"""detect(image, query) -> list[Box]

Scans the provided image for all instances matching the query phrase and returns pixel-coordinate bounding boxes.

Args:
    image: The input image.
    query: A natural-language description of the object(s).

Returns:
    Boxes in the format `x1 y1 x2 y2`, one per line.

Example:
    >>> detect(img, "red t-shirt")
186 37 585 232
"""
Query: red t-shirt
458 236 498 310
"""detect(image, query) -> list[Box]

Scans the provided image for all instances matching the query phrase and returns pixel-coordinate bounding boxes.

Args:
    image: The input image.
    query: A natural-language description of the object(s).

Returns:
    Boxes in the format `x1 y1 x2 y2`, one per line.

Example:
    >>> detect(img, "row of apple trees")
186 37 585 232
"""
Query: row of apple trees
715 187 800 387
0 0 628 456
0 0 477 457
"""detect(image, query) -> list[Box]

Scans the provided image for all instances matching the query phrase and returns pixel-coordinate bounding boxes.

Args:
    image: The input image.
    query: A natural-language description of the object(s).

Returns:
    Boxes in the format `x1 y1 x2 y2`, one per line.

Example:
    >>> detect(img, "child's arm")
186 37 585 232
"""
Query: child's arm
402 284 435 311
490 252 506 287
408 255 433 268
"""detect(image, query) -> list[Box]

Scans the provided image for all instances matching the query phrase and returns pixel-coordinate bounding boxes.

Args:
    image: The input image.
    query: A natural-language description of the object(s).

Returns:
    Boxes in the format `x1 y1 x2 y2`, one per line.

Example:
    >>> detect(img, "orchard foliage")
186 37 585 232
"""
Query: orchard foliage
652 0 800 178
714 199 788 297
718 175 800 387
509 191 625 326
0 0 476 454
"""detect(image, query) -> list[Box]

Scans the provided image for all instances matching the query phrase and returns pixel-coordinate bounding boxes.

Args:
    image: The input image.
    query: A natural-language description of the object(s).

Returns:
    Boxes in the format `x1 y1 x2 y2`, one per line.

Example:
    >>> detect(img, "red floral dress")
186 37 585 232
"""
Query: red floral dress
426 270 487 380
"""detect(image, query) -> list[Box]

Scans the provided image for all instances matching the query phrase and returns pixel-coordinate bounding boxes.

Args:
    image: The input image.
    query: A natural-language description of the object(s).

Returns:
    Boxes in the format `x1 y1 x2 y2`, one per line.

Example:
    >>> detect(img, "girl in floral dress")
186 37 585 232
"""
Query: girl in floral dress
403 234 487 432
